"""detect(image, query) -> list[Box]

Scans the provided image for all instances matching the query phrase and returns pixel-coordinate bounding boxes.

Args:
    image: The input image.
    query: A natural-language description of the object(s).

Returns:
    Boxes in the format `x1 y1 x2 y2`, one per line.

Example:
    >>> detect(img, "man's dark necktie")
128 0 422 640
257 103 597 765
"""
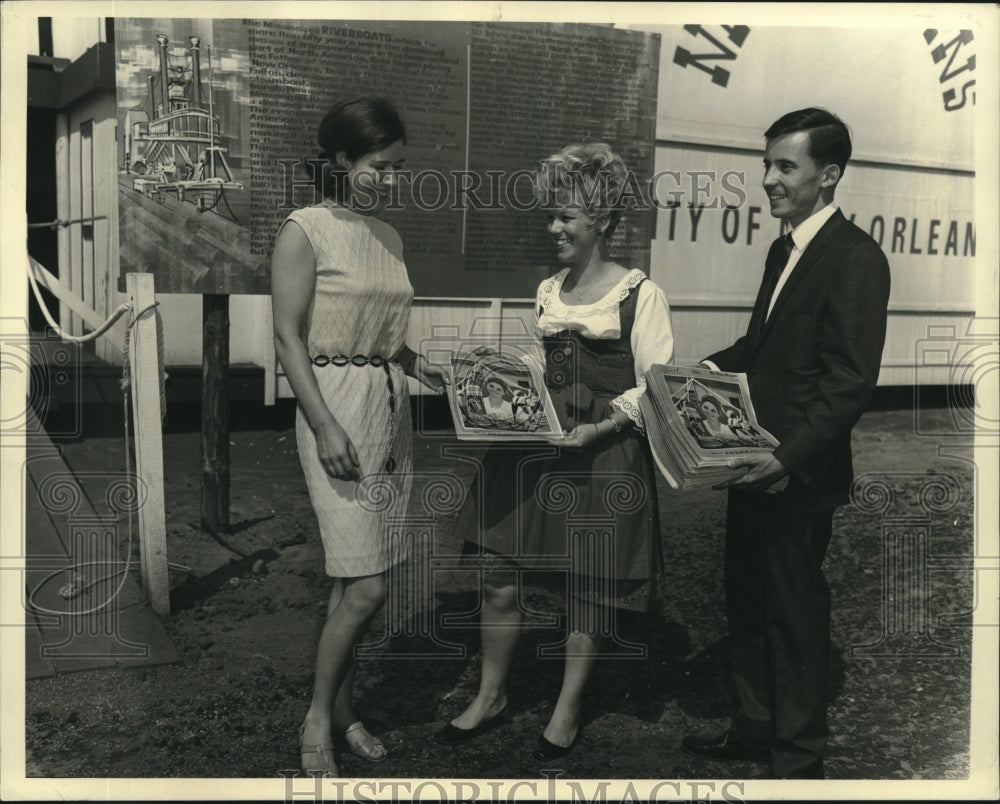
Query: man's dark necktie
754 233 795 336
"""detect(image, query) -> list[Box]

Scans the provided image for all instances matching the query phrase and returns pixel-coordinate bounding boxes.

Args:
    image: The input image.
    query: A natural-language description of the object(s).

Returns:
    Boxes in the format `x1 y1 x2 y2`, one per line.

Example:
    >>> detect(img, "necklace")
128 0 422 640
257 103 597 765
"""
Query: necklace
567 272 615 300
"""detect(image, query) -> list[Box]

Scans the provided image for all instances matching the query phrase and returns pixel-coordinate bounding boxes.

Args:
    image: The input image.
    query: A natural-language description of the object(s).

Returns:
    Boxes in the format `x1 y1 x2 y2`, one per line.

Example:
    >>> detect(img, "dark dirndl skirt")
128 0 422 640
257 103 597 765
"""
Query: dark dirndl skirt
455 389 663 612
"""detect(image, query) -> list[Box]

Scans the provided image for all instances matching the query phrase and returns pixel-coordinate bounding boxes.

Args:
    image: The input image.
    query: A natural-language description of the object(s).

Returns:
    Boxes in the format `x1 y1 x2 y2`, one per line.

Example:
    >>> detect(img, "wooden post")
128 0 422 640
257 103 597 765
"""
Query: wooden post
55 112 71 333
201 293 230 534
125 272 170 618
262 298 277 406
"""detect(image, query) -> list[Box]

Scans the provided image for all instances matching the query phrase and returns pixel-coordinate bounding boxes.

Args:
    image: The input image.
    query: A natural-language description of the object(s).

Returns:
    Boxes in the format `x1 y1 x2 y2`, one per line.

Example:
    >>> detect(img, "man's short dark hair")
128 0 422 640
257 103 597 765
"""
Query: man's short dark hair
765 108 852 176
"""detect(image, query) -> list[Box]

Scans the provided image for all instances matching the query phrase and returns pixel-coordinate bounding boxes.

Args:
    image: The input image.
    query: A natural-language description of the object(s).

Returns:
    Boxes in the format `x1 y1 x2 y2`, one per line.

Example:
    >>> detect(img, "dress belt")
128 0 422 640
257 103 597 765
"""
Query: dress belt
309 353 399 473
310 353 395 368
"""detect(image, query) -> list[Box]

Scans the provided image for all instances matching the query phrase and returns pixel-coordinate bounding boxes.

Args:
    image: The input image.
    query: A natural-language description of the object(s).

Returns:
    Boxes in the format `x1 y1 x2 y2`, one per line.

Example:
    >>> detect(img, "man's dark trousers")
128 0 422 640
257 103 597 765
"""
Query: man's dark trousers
724 490 834 779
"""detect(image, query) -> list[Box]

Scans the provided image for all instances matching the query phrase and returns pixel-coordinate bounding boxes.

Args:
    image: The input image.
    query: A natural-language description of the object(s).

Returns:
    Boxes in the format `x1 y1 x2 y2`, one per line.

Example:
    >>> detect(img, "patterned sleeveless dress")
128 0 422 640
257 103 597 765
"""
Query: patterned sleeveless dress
278 201 414 577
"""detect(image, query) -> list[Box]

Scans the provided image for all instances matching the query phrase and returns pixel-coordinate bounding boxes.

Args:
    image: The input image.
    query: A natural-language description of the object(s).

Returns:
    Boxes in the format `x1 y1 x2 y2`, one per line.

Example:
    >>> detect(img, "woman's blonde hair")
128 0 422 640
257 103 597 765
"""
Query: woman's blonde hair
533 143 631 236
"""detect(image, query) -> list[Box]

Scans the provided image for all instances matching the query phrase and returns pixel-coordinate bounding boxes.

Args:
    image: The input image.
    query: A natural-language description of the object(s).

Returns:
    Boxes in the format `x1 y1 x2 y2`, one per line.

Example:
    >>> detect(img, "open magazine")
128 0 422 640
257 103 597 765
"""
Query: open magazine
639 364 781 490
447 346 564 441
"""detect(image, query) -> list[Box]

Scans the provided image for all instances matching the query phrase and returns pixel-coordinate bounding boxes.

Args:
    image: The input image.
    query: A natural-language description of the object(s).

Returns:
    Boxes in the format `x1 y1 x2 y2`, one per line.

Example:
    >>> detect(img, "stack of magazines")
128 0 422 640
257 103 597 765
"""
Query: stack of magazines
639 364 780 490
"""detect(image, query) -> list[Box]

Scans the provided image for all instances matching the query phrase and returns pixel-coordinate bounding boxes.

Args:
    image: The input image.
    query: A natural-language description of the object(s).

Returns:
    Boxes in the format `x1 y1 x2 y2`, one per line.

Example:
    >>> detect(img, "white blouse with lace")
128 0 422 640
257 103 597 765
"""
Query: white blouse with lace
535 268 675 431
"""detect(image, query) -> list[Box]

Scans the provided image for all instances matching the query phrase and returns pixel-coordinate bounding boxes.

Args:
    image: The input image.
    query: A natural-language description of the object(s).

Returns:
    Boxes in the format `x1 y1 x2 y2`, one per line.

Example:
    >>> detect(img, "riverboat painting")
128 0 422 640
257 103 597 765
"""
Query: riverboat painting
115 19 263 294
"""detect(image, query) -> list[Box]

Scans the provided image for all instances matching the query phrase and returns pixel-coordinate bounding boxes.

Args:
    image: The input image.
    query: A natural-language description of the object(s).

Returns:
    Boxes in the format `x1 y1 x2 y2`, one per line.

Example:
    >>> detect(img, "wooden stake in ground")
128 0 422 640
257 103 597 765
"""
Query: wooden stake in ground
201 293 230 535
126 272 169 617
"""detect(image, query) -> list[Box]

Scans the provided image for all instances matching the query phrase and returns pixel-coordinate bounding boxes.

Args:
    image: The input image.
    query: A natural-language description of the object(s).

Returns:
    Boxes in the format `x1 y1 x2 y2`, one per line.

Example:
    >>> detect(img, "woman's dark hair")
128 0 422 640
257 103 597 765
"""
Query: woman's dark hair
314 96 406 201
483 377 507 396
700 396 722 420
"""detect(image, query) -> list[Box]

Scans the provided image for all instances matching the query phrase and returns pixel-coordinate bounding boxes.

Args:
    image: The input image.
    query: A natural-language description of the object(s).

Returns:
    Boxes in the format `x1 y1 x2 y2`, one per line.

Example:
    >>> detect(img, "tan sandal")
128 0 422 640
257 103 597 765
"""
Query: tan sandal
344 720 387 762
299 724 339 775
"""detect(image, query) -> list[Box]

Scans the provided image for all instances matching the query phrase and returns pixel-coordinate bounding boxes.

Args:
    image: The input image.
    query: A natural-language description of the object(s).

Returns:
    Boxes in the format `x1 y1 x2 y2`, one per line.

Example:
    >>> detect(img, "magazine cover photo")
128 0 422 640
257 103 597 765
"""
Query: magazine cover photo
670 375 775 450
447 346 562 440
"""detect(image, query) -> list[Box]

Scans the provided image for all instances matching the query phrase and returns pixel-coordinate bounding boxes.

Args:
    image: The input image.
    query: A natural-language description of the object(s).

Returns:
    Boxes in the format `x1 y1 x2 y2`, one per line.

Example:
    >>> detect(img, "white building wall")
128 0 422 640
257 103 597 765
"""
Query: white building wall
40 16 987 392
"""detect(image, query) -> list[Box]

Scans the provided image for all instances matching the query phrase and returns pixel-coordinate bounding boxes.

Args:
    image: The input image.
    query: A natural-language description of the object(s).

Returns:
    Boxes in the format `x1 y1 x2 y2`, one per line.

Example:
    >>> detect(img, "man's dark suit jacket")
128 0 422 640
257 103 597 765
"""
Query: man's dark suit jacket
707 208 891 512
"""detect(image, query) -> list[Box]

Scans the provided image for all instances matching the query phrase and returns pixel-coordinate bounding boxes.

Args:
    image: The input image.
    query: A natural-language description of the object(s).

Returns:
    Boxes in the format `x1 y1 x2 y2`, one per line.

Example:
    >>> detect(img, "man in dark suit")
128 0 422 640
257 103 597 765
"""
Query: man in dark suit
681 108 891 779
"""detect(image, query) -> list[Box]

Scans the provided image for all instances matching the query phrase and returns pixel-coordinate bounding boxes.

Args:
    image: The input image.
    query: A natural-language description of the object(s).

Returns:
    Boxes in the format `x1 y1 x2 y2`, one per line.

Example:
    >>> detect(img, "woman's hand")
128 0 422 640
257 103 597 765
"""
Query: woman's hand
314 421 361 480
549 422 599 450
413 357 450 395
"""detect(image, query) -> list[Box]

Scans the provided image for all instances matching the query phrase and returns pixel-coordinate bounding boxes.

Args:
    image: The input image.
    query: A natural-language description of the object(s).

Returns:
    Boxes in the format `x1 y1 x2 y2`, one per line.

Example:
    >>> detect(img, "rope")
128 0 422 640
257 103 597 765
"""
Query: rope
155 304 167 423
27 299 168 615
27 564 132 615
118 301 168 425
26 256 131 343
27 254 168 423
27 305 144 617
26 277 169 616
27 215 108 230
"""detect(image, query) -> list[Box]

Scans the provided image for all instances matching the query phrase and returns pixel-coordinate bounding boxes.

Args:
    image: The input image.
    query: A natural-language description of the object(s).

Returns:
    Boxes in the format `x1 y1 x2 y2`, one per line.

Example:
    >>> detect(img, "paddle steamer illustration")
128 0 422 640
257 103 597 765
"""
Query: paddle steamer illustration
122 34 243 220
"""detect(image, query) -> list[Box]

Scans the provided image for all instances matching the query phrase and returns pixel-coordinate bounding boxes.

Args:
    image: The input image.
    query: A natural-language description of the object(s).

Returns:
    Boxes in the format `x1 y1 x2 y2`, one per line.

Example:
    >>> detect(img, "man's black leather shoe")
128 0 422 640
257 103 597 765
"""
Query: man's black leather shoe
681 729 770 762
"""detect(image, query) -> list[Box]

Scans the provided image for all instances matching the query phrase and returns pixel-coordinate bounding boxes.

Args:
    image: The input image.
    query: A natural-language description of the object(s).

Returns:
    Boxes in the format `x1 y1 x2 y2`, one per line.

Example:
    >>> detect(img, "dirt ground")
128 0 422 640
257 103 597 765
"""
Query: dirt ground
24 400 976 781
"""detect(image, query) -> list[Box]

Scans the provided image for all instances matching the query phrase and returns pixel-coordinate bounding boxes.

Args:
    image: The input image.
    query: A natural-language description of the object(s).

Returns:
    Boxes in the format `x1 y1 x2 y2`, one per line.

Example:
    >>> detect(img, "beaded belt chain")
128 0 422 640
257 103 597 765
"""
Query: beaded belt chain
311 353 393 368
310 353 399 473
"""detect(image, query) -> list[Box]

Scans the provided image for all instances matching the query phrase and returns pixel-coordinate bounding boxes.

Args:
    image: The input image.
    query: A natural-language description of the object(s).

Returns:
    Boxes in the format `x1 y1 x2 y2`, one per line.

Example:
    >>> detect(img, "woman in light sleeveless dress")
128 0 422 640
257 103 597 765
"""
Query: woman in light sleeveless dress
271 97 448 776
435 144 674 761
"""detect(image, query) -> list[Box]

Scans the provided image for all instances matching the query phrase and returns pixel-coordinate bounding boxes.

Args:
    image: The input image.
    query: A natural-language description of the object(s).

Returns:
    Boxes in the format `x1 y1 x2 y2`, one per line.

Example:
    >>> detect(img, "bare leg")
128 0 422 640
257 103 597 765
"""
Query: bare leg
543 600 601 747
450 580 521 729
325 579 359 726
312 580 381 758
300 574 386 750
